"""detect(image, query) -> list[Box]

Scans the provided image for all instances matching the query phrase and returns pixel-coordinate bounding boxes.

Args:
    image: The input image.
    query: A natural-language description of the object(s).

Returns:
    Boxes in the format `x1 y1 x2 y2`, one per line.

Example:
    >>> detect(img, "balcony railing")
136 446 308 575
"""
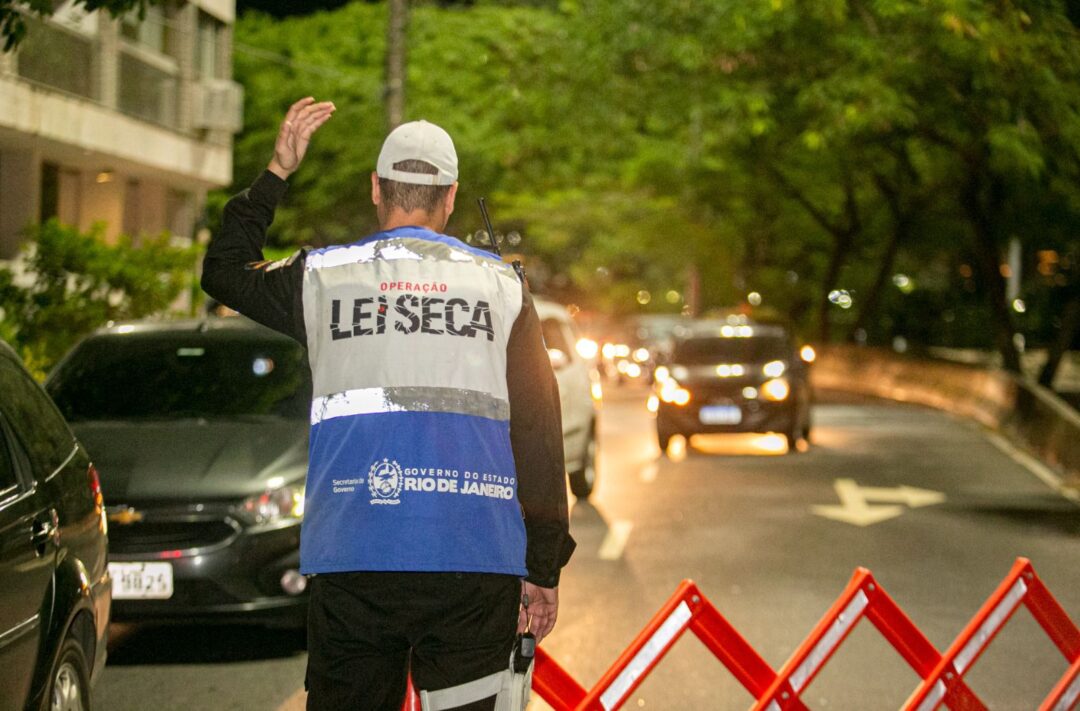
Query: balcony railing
118 47 179 130
7 10 237 139
16 18 96 101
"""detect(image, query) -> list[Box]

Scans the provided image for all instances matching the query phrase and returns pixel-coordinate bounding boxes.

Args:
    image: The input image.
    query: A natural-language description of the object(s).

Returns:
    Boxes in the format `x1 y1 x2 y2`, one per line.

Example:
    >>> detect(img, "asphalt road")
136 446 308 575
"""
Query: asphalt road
95 386 1080 710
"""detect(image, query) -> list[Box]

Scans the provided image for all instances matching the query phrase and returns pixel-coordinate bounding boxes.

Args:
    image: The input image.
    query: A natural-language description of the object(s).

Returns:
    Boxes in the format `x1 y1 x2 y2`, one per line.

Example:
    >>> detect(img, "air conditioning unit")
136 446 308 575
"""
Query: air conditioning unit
192 79 244 133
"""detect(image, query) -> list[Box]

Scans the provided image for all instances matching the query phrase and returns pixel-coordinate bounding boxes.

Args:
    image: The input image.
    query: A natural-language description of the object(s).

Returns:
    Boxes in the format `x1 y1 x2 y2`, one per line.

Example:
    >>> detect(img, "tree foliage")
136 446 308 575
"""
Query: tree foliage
0 221 199 377
227 0 1080 375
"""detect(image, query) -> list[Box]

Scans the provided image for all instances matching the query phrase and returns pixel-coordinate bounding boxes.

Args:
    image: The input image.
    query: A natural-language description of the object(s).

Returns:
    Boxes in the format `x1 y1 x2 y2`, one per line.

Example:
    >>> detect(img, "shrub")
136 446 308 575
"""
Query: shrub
0 220 200 377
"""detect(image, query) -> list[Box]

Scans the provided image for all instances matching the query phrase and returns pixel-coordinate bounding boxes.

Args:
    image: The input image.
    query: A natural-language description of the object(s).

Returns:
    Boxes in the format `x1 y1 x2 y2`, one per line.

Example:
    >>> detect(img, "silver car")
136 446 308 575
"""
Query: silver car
534 298 601 499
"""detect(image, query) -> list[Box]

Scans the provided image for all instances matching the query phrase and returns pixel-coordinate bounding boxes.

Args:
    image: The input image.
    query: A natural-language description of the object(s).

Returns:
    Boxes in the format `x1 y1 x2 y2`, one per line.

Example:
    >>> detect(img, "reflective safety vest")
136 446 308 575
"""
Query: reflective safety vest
299 226 527 576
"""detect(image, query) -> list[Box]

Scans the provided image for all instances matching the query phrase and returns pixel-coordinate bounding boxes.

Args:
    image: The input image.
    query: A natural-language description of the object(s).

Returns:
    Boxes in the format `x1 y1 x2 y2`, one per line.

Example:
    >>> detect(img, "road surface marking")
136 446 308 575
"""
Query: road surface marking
984 431 1080 504
640 462 659 483
598 520 633 560
812 478 946 526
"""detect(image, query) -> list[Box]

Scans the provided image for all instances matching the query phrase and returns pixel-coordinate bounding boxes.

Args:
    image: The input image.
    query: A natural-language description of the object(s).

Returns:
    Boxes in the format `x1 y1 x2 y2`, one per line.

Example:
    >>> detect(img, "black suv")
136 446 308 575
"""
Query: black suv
653 320 813 452
0 340 110 711
46 318 312 628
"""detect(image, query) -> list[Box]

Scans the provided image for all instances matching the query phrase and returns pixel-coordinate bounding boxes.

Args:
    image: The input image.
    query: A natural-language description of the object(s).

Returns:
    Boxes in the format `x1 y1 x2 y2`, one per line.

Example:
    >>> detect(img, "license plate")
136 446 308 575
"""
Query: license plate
109 562 174 599
700 405 742 425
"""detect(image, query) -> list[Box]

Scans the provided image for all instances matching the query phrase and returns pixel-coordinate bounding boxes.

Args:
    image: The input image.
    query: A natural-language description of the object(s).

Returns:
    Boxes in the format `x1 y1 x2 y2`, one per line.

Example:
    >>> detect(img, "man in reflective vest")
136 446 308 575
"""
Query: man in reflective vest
202 98 575 710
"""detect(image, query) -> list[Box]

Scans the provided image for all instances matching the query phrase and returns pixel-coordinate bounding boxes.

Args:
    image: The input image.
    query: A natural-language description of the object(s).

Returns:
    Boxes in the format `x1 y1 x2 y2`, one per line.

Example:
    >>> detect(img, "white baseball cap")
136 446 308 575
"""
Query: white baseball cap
376 120 458 186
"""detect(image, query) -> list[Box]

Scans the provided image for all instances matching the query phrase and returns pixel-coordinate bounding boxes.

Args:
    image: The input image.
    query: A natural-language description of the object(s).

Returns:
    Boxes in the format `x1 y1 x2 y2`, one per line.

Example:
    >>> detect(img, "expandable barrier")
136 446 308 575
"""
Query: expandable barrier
904 558 1080 711
400 557 1078 710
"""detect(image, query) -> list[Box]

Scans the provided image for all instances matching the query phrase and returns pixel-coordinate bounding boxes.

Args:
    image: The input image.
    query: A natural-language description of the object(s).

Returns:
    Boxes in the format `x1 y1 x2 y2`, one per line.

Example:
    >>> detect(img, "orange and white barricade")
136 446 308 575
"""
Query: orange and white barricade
402 557 1079 710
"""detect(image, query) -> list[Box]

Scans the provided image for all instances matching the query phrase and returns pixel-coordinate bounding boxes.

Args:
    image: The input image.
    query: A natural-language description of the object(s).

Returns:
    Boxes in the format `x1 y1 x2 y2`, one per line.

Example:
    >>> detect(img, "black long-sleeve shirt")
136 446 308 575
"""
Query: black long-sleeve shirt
201 171 574 586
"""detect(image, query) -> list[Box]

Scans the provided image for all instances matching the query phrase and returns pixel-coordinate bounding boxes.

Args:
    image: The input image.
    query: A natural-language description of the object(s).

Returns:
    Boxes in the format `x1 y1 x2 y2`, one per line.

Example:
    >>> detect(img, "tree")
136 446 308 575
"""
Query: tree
0 221 198 376
226 0 1080 382
385 0 407 129
894 2 1080 373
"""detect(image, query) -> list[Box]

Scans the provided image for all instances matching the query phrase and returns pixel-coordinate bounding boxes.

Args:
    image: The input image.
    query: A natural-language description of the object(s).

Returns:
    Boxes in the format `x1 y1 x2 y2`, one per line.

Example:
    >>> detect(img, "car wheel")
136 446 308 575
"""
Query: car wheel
45 637 90 711
568 428 597 499
785 428 801 454
657 424 675 453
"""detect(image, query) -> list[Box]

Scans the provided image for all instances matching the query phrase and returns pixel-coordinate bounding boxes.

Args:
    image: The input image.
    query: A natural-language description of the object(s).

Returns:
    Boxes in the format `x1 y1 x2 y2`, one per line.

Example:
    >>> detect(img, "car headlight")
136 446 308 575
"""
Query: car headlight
761 378 790 401
762 360 786 378
239 483 305 524
576 338 599 360
658 380 692 405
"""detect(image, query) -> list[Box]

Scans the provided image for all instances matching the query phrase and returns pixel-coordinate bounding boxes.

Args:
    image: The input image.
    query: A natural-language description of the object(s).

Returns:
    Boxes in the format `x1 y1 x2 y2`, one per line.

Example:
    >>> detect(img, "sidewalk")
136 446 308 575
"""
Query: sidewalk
927 347 1080 393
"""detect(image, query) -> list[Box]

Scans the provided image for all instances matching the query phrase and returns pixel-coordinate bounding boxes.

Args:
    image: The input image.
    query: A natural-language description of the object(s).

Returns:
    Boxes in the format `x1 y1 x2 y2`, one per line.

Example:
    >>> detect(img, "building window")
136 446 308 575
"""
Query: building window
166 189 195 239
17 17 95 100
118 52 179 128
40 163 82 226
118 2 181 128
40 163 60 223
120 5 176 58
196 11 225 80
122 179 141 237
58 169 81 226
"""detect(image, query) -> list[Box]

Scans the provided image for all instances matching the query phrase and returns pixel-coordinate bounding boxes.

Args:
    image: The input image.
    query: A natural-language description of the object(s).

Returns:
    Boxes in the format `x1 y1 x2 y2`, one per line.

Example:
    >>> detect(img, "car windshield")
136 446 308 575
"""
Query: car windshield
49 332 312 421
673 335 791 365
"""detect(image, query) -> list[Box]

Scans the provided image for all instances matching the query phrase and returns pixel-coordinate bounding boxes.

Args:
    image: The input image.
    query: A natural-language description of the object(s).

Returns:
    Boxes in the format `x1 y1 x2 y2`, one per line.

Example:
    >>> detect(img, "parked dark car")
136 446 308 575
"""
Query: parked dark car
652 320 813 452
46 318 312 628
0 340 110 711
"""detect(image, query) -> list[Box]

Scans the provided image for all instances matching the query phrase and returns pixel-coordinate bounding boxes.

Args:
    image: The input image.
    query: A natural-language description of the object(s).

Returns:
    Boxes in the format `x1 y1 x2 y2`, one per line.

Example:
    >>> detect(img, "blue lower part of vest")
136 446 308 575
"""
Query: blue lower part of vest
299 410 527 577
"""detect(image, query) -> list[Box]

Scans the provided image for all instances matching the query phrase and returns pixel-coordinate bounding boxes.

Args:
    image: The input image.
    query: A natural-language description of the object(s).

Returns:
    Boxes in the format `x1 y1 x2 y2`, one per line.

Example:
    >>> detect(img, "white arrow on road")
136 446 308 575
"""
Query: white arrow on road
812 478 946 527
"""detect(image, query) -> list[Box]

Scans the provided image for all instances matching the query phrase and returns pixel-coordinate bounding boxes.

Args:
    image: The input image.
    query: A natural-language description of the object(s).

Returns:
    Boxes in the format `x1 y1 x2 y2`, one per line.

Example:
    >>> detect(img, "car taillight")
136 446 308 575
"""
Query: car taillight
88 464 107 534
88 464 104 510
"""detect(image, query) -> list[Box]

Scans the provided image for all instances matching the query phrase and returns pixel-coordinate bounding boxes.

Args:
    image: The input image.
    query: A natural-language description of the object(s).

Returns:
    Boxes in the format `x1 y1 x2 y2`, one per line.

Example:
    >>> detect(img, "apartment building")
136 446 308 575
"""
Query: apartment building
0 0 242 258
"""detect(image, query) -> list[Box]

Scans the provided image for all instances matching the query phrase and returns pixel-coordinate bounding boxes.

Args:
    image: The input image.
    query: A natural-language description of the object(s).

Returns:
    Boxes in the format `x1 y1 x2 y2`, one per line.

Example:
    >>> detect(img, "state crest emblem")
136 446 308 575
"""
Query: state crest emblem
368 458 403 505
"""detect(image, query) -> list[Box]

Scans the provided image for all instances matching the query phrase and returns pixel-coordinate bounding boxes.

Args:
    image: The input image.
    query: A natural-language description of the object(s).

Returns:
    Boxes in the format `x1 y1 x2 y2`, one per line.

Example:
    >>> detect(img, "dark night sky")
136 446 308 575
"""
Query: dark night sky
235 0 359 18
234 0 479 18
236 0 1079 24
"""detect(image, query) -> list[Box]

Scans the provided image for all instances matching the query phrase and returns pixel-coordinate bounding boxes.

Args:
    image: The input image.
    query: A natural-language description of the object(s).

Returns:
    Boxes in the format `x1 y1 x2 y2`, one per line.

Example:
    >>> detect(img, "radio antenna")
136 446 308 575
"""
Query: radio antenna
477 197 501 257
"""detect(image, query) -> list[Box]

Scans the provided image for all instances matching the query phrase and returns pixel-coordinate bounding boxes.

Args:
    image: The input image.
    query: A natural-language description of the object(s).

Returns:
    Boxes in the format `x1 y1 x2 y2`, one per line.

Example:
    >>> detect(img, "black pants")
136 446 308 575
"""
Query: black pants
305 571 520 711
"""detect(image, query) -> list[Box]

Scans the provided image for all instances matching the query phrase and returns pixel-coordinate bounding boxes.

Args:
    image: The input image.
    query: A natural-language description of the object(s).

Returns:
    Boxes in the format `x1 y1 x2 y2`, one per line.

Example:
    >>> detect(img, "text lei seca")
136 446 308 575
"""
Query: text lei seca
329 280 496 342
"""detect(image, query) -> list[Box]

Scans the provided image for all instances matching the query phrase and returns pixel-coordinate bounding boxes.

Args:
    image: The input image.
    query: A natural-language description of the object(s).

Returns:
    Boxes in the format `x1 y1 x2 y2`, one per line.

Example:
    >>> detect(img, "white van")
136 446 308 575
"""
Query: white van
534 298 600 499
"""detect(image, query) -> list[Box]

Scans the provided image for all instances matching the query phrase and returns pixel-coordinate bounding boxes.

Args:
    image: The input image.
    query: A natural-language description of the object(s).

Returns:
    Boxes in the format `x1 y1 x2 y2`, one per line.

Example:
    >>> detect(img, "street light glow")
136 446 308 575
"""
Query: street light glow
829 290 854 309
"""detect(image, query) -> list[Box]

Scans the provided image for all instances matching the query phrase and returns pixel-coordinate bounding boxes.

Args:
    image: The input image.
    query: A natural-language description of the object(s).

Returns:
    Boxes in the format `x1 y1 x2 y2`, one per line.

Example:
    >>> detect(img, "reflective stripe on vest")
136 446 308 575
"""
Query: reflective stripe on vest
299 227 526 576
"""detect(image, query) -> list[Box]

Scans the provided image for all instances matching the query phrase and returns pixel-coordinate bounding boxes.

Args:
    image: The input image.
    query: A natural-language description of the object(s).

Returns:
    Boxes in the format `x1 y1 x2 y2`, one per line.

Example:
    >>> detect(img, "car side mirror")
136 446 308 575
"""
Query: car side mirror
548 348 570 371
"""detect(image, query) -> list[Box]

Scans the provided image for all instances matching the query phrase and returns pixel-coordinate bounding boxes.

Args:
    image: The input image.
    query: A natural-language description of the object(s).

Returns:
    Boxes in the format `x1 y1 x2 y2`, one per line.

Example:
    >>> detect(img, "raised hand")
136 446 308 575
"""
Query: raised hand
268 97 336 180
